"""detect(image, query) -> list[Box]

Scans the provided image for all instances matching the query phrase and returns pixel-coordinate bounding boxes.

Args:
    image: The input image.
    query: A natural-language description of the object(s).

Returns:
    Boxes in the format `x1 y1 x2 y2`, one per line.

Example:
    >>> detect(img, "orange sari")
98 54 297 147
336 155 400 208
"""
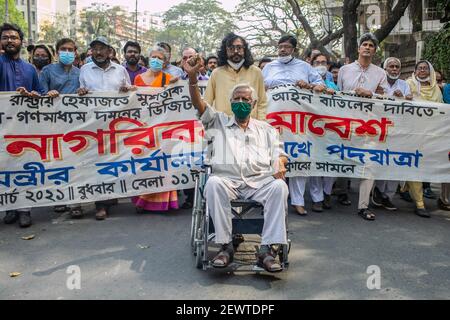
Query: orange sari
132 71 178 211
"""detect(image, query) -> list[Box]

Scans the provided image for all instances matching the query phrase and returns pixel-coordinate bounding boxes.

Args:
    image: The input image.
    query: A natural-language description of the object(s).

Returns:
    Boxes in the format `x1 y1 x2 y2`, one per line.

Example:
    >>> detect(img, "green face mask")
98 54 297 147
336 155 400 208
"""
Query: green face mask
231 101 252 120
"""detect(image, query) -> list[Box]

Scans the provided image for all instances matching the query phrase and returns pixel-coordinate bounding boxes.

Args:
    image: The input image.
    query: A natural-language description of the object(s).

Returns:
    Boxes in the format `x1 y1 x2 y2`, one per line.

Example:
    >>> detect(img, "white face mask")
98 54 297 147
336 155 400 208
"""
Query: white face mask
227 59 245 71
314 65 328 77
278 55 293 64
416 75 430 83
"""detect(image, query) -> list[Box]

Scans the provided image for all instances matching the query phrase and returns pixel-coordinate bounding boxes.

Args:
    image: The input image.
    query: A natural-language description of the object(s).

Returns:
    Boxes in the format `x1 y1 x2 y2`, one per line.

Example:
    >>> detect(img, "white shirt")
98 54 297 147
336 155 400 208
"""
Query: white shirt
80 62 131 92
200 106 287 189
338 61 388 93
385 78 411 97
262 58 324 89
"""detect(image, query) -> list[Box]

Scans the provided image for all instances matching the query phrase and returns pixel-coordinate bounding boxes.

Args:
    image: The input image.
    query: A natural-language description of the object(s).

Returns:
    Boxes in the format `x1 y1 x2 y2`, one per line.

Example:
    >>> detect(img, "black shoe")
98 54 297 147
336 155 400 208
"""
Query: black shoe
4 211 19 224
415 208 430 218
371 186 383 207
381 197 397 211
399 190 413 202
18 211 32 228
437 198 450 211
338 194 351 206
423 187 437 199
323 194 332 209
312 201 323 212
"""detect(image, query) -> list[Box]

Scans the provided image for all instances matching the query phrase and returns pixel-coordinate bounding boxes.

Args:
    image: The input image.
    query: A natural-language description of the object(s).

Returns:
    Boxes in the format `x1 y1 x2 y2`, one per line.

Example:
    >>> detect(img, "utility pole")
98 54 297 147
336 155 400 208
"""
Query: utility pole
27 0 33 45
134 0 138 42
5 0 9 23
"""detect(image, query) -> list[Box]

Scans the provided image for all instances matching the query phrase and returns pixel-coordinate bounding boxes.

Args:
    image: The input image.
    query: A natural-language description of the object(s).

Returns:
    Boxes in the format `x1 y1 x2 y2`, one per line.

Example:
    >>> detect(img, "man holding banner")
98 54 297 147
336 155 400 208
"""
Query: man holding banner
337 33 388 221
78 36 135 221
262 35 326 216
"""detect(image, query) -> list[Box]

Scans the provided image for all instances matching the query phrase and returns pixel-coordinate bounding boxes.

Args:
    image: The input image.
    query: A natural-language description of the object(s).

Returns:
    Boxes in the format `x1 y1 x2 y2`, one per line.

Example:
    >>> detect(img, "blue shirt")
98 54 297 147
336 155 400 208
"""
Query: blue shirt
262 58 324 88
39 63 81 94
163 64 184 78
443 83 450 104
0 54 43 93
324 78 339 91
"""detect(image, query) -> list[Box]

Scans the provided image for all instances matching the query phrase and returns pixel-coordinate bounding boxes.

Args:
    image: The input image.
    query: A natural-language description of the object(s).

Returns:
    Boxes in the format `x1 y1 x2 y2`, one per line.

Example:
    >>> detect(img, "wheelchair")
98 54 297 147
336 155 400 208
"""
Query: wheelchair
190 166 291 272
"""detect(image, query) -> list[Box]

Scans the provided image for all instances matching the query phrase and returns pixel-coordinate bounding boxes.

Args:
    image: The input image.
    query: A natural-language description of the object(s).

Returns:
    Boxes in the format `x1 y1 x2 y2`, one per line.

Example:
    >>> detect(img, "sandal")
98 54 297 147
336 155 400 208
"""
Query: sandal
358 209 375 221
256 251 282 273
54 205 68 213
69 207 84 219
212 245 234 268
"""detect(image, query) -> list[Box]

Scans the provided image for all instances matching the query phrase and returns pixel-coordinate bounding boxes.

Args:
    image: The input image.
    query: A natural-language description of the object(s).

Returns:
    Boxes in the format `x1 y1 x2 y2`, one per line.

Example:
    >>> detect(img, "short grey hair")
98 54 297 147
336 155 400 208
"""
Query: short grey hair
358 32 379 49
229 83 258 102
383 57 401 70
150 46 169 61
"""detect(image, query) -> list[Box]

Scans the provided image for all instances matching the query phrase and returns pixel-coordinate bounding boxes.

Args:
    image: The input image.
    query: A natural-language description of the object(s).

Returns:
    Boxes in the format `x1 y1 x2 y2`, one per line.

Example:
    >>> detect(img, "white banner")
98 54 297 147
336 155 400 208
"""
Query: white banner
266 84 450 182
0 82 449 210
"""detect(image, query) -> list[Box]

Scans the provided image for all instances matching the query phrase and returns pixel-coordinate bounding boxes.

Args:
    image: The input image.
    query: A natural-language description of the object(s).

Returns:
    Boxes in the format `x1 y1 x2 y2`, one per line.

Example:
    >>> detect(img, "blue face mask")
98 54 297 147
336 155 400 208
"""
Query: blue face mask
150 58 163 72
59 51 75 65
85 56 93 64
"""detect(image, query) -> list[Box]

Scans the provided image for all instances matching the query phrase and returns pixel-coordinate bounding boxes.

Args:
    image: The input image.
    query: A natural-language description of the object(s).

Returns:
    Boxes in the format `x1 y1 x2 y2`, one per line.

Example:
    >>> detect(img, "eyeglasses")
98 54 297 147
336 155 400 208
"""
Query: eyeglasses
313 61 328 66
1 36 20 41
416 66 430 71
227 45 245 52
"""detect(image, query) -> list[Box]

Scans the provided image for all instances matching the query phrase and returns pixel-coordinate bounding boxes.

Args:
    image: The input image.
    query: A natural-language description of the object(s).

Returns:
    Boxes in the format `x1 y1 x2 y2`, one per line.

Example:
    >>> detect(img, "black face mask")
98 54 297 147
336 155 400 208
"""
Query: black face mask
33 57 50 69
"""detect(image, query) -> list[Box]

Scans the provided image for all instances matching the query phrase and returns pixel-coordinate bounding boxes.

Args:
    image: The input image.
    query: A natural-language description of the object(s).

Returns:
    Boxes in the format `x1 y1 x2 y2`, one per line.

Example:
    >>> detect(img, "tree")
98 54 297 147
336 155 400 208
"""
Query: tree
0 0 28 35
161 0 235 56
423 22 450 79
38 14 70 45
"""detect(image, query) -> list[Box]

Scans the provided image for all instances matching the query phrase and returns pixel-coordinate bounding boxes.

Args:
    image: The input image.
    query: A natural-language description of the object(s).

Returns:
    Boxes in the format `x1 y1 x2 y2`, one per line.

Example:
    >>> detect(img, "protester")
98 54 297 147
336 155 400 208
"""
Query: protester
311 53 339 91
184 56 289 273
205 32 267 121
337 32 388 221
123 41 147 84
0 23 43 228
371 57 412 212
157 42 184 78
329 62 341 86
78 36 135 221
206 54 218 76
444 83 450 103
263 35 326 215
406 60 445 216
181 47 208 80
258 57 272 70
32 44 53 75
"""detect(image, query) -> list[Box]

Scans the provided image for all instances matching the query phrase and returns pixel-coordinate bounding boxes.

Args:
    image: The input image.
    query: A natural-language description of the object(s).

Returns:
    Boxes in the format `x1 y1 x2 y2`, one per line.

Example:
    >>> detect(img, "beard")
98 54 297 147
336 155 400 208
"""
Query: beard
127 57 138 65
2 43 21 56
229 53 244 63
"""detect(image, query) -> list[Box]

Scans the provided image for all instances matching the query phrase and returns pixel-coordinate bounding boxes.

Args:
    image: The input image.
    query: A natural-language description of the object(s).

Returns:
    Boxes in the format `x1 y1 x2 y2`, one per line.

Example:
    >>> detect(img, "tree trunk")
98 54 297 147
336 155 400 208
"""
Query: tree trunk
343 0 361 62
410 0 423 33
374 0 411 42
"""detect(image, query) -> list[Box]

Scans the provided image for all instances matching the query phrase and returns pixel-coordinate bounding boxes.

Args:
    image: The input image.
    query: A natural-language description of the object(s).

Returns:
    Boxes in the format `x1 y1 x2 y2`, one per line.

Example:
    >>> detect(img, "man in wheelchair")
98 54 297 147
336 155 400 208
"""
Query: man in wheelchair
184 56 289 273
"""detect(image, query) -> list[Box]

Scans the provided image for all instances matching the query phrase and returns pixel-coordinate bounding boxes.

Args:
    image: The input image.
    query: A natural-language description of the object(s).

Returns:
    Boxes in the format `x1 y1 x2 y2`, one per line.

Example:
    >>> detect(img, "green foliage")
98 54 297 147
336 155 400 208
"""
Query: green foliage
423 23 450 79
0 0 28 36
38 14 70 46
161 0 235 56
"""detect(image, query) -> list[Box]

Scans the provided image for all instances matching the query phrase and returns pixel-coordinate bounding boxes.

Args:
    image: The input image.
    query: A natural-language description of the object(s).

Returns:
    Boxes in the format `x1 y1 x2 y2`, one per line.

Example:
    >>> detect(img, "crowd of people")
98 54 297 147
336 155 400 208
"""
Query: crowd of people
1 22 449 232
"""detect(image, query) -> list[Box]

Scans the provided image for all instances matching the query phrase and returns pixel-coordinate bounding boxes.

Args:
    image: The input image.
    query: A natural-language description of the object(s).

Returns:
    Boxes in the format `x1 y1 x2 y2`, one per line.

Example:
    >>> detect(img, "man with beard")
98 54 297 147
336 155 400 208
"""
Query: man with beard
78 36 135 221
123 41 147 84
204 33 267 121
0 23 43 228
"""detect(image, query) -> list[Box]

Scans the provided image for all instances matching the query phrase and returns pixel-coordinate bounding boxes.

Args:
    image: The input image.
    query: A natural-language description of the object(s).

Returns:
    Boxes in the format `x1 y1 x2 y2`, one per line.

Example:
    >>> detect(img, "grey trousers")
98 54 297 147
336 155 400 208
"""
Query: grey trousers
375 180 399 200
205 176 288 246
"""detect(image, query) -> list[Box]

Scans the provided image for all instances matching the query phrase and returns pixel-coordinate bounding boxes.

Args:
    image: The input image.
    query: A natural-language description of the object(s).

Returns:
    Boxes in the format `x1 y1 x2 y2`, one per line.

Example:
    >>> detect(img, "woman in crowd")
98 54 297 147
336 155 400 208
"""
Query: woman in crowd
131 46 179 213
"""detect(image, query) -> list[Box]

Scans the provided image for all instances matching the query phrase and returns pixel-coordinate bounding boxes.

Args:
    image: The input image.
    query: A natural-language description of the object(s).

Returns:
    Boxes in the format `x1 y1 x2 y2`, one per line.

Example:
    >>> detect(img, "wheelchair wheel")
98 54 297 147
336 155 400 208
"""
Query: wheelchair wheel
195 242 204 269
279 242 291 269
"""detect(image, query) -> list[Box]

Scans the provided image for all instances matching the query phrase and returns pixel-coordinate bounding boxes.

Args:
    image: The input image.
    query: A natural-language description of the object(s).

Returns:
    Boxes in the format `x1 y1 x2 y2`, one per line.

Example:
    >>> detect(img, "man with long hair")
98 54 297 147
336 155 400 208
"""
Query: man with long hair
204 33 267 121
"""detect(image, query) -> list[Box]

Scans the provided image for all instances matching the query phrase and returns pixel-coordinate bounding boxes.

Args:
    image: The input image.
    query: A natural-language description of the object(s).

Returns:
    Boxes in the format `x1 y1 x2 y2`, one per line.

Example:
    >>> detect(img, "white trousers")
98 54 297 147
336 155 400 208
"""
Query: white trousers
289 176 335 205
375 180 399 200
205 176 288 246
358 179 374 210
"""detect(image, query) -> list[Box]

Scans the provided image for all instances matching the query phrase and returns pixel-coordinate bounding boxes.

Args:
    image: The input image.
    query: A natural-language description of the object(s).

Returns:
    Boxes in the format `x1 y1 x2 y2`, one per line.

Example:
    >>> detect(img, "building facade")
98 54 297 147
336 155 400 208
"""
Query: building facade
15 0 38 43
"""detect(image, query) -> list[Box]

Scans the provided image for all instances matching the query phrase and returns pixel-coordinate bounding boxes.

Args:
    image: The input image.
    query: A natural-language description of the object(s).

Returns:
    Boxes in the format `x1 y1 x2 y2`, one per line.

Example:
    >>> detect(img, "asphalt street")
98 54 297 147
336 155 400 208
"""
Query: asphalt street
1 183 449 300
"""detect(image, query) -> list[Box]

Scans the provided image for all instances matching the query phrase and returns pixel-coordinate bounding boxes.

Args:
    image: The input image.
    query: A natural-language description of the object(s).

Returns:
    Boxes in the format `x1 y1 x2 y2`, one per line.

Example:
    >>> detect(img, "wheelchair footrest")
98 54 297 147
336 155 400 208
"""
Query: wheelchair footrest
208 218 264 235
